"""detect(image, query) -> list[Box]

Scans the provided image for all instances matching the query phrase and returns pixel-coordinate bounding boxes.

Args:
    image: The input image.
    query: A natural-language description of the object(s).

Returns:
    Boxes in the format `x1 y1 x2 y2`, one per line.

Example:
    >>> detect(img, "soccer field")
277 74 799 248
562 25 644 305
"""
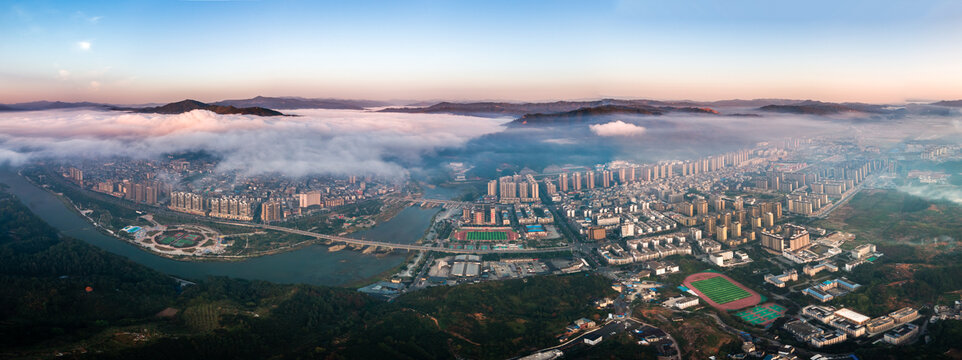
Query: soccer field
691 276 752 304
466 231 507 241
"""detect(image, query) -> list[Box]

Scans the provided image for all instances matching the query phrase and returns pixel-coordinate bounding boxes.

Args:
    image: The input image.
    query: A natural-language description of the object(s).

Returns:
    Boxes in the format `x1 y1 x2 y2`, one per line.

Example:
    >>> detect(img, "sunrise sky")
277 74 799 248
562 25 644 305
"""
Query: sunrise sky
2 0 962 104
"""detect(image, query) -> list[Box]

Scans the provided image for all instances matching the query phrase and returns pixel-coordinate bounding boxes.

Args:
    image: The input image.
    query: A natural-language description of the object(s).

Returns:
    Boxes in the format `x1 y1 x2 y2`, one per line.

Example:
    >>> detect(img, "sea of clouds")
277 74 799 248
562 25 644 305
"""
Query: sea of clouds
0 108 509 178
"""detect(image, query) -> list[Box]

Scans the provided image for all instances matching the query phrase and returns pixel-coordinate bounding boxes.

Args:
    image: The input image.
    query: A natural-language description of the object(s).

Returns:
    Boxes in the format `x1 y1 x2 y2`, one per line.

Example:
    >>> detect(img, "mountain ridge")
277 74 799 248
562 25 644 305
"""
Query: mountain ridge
212 96 389 110
506 104 719 127
118 99 285 116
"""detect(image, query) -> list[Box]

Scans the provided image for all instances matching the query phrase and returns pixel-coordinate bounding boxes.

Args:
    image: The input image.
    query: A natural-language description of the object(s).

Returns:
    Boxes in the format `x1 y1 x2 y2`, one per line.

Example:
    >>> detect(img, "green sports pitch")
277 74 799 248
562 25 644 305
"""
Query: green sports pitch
691 276 752 304
735 303 786 325
466 231 508 241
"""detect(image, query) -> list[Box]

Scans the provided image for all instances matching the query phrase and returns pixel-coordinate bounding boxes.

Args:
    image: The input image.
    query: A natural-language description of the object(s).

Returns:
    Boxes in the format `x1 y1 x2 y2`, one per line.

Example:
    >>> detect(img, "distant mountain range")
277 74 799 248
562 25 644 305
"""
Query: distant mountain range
212 96 389 110
117 99 285 116
3 97 960 119
378 98 903 118
0 101 111 111
756 100 891 115
931 100 962 107
0 96 390 113
507 104 719 127
378 99 695 117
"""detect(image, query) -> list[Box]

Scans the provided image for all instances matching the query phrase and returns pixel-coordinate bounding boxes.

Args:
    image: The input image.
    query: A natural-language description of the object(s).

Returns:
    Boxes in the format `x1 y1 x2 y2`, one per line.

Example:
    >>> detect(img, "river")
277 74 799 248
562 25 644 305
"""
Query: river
0 168 440 287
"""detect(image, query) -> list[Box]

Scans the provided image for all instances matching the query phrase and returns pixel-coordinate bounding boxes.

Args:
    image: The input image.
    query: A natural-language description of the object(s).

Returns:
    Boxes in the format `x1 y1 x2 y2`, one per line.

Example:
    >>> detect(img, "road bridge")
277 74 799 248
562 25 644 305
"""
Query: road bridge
214 221 570 254
390 196 476 207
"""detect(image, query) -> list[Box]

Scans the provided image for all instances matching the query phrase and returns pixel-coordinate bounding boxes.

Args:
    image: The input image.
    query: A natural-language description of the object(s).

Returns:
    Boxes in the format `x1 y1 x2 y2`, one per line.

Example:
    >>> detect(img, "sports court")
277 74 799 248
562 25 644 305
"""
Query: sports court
735 303 786 326
155 231 201 248
466 231 508 241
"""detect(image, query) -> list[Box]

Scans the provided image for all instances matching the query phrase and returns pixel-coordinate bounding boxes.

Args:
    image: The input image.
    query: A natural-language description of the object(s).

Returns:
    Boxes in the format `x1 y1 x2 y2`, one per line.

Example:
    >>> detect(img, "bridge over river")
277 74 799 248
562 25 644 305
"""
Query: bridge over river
214 221 570 254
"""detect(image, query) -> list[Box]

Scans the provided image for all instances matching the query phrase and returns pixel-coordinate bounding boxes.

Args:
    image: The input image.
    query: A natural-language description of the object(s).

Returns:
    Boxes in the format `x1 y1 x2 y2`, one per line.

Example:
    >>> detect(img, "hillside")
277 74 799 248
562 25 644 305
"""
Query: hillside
212 96 388 110
507 105 718 127
122 99 284 116
757 100 889 115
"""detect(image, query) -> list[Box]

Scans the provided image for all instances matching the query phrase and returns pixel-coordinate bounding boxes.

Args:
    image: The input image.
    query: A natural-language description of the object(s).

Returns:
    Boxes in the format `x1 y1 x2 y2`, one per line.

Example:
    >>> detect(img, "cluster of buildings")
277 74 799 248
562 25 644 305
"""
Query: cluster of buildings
598 233 692 265
802 278 861 303
450 202 561 249
94 178 167 206
564 205 678 242
782 242 842 264
610 278 663 303
662 295 699 310
448 255 482 277
64 167 84 184
515 204 554 225
425 256 575 285
59 158 398 226
207 196 256 221
488 174 540 203
792 305 920 347
802 262 839 277
708 249 753 267
764 269 798 288
462 205 508 226
843 243 883 271
555 149 760 194
559 318 596 343
754 159 887 196
760 224 810 253
169 192 255 221
783 319 849 348
933 299 962 321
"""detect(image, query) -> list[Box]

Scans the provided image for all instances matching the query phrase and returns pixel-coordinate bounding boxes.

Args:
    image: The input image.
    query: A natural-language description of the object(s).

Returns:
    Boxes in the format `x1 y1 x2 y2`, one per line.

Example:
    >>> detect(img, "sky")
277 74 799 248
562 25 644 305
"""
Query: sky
2 0 962 104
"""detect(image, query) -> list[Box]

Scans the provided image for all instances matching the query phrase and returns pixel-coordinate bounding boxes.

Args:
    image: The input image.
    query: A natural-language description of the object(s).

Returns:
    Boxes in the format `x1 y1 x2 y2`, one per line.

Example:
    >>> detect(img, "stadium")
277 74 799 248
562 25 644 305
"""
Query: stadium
452 226 520 242
682 272 761 311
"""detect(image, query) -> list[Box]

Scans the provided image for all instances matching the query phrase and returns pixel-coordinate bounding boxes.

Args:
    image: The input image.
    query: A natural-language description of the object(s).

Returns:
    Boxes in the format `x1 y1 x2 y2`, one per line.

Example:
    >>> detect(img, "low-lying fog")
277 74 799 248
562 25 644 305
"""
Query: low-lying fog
2 106 962 202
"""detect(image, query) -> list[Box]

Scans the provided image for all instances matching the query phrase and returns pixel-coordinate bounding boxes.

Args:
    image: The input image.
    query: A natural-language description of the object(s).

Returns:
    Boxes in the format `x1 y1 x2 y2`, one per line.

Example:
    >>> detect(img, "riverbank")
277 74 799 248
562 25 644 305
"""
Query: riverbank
343 250 420 288
1 167 439 287
23 168 425 263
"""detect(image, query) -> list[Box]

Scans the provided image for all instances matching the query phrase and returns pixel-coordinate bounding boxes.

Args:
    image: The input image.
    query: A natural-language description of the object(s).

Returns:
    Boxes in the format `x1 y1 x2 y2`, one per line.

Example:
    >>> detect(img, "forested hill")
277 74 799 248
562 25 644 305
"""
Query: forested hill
0 190 181 354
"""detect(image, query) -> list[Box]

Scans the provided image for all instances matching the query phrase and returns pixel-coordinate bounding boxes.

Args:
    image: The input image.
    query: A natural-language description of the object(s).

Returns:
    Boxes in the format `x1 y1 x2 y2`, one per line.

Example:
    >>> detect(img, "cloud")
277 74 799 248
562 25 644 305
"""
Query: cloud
89 80 101 89
58 69 70 80
589 120 646 137
74 11 103 24
77 41 91 51
898 184 962 205
0 109 508 179
542 138 576 145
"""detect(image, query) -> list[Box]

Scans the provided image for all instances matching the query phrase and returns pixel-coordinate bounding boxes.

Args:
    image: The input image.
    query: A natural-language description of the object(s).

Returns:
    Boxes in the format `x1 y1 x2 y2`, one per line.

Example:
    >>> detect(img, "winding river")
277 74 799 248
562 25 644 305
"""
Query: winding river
0 168 441 287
